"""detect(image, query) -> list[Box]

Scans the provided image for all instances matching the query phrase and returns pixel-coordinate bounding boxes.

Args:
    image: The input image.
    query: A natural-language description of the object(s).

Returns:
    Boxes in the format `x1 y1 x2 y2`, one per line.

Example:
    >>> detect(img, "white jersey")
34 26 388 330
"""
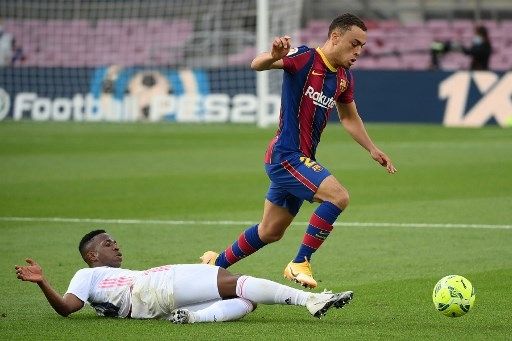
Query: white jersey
66 266 143 318
66 264 220 319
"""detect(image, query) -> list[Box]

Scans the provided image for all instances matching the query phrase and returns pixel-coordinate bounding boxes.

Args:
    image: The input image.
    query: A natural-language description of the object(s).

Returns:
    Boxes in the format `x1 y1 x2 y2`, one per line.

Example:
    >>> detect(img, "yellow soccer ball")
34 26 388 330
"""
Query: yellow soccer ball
432 275 476 317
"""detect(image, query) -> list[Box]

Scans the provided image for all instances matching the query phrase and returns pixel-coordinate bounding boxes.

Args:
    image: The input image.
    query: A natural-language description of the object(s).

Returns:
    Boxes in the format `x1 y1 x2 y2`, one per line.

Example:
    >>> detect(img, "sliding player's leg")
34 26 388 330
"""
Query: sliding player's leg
216 267 353 318
170 265 353 323
170 298 254 324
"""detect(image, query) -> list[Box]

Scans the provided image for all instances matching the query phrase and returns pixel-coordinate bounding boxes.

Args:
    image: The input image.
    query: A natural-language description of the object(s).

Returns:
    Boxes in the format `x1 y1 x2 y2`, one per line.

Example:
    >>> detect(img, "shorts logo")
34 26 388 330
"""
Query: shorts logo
300 156 324 172
339 79 348 93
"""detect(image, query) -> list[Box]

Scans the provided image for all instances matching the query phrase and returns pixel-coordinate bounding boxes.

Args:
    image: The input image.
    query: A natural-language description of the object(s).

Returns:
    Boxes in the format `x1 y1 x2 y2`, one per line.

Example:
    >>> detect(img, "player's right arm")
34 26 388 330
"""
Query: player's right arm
15 258 84 317
250 35 291 71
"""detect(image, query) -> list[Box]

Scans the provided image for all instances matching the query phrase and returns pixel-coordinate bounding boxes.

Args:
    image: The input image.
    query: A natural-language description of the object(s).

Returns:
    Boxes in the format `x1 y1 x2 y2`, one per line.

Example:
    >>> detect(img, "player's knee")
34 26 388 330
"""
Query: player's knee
217 268 239 298
317 176 349 209
260 229 285 243
331 188 350 209
258 223 286 243
249 301 257 311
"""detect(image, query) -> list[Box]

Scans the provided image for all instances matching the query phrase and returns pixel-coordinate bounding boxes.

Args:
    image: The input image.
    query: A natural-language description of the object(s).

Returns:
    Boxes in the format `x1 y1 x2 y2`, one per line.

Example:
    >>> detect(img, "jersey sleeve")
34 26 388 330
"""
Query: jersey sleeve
282 45 313 74
65 268 93 303
337 69 355 104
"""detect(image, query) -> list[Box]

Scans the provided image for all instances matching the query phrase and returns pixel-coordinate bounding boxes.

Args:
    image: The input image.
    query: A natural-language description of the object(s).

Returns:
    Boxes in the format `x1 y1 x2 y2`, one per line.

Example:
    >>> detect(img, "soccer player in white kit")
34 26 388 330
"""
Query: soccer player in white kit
15 230 353 323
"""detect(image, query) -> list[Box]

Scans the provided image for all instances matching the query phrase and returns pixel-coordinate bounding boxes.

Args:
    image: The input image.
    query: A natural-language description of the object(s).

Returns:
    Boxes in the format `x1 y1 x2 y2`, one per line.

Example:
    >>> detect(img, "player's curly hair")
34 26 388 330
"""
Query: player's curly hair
79 229 106 255
328 13 367 37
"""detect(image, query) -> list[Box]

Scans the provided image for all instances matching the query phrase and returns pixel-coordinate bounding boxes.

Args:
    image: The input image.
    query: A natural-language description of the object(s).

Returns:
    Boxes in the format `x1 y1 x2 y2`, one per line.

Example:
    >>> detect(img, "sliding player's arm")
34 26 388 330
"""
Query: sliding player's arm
336 101 397 174
251 36 292 71
15 258 84 317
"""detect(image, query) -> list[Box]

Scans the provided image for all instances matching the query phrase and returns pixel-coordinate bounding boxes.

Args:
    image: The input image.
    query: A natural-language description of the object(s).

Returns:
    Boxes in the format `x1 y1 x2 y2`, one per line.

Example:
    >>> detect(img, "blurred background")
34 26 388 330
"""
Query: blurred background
0 0 511 126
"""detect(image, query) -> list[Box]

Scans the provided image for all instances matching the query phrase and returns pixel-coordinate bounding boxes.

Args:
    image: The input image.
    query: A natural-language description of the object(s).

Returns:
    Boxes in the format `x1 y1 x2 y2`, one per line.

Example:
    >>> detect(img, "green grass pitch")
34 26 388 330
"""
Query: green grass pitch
1 122 511 340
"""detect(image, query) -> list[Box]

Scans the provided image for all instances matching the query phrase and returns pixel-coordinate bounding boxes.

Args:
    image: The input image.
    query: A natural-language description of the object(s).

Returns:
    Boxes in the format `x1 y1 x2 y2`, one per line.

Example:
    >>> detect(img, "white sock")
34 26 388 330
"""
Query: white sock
236 275 309 306
192 298 254 323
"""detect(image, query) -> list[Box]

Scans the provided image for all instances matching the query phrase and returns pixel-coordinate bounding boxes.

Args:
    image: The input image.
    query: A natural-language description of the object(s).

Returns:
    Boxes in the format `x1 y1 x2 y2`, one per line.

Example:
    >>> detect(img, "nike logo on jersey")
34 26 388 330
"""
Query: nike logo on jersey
305 86 336 109
311 70 323 76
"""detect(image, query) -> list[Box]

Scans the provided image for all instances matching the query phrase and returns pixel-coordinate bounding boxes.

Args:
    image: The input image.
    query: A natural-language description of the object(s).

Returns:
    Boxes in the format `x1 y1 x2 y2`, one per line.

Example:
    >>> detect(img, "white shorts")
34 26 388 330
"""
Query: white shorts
130 264 220 319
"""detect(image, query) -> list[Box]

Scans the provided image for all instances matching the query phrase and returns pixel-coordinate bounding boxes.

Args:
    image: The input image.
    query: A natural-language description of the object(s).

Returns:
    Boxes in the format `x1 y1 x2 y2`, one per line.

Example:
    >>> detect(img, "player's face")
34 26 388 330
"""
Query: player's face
91 233 123 268
332 26 367 69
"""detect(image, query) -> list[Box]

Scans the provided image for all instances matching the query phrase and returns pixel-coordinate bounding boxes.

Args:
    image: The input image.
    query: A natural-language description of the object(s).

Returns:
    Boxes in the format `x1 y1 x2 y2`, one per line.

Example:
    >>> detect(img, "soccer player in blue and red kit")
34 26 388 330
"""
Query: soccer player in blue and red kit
201 13 397 288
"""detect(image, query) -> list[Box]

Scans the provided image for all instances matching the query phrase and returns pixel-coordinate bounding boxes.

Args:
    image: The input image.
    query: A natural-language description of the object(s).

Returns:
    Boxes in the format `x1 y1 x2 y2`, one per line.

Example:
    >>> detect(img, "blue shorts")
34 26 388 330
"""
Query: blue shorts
265 155 331 216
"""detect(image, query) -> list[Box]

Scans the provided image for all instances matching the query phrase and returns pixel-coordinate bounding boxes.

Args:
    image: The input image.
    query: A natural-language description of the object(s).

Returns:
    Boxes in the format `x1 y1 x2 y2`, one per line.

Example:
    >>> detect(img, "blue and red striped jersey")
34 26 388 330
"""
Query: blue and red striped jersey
264 46 355 164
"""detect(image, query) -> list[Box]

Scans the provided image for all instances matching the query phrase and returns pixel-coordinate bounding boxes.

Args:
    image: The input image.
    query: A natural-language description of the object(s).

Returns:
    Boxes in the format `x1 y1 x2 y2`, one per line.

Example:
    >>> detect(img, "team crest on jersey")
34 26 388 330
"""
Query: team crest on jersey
339 79 348 93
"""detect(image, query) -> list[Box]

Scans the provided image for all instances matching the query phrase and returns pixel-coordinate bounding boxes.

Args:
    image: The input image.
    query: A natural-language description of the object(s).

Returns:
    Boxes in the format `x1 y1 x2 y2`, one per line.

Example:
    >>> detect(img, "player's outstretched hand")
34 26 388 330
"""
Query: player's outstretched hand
370 148 397 174
271 35 292 61
15 258 44 283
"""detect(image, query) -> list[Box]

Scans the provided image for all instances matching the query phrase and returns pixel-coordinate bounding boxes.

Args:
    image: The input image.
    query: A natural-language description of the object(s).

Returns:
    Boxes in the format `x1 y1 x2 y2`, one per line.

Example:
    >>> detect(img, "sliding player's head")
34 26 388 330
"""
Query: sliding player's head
326 13 367 69
79 230 123 268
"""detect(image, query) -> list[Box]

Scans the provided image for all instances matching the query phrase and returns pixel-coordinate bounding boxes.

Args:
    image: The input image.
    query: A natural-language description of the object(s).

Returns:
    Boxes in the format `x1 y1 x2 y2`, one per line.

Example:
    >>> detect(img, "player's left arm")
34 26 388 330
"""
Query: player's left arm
336 101 397 174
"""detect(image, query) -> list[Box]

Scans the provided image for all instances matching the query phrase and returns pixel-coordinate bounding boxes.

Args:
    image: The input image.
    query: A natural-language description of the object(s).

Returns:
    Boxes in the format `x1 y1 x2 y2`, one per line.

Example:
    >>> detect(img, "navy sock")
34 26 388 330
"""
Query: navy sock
216 224 267 268
293 201 342 263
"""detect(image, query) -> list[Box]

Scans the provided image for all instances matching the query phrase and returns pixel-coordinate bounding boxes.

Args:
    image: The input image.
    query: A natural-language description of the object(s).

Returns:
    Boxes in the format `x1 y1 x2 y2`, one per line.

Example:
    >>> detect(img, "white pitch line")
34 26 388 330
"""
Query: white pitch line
0 216 510 230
